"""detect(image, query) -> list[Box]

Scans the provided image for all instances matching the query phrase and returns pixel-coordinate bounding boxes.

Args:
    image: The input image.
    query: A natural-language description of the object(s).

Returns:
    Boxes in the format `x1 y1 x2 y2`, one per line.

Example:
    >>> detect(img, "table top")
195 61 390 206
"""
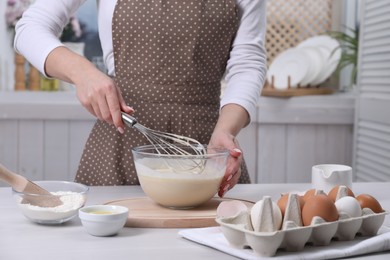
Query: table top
1 183 389 260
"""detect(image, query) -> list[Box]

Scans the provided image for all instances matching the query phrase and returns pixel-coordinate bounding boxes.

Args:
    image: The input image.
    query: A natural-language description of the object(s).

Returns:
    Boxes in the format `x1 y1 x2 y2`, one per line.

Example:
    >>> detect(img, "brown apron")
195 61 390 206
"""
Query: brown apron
75 0 250 185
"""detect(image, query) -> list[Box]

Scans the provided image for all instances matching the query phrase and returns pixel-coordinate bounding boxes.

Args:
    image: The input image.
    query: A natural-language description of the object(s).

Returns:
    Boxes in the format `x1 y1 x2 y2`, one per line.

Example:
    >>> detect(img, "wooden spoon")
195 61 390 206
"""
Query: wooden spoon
0 163 62 207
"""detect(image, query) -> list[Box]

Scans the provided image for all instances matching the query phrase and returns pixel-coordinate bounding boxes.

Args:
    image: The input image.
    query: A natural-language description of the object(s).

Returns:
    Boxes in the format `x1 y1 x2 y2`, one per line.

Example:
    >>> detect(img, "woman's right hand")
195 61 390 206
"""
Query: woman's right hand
74 67 134 134
45 46 133 134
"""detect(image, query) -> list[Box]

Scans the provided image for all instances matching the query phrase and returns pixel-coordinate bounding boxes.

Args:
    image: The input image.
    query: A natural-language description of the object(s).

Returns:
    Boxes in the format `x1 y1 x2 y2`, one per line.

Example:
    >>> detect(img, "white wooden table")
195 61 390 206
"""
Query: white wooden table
0 183 389 260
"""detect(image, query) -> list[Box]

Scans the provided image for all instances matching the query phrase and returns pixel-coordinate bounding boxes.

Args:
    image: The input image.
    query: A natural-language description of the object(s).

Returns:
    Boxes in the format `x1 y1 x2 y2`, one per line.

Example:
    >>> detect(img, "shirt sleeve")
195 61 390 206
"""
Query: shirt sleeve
221 0 267 124
14 0 86 77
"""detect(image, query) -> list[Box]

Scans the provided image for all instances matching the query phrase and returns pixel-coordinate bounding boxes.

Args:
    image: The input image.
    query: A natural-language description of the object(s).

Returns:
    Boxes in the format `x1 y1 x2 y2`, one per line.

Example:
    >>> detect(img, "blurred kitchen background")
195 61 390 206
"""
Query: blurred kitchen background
0 0 389 185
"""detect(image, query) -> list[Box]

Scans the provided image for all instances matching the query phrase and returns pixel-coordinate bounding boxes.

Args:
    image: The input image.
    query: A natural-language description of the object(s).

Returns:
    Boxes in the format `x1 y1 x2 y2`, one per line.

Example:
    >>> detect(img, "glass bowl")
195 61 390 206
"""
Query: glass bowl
12 180 89 224
132 144 229 209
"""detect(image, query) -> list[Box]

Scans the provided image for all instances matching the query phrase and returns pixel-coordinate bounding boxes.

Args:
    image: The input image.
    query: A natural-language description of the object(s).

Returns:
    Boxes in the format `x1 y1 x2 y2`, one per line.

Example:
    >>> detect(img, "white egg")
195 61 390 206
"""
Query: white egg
216 200 248 218
334 196 362 218
250 196 282 232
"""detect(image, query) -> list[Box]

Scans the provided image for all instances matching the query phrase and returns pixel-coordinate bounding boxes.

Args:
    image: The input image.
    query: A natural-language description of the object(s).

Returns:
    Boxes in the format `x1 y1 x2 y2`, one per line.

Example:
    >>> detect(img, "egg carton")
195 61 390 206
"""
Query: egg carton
215 196 388 257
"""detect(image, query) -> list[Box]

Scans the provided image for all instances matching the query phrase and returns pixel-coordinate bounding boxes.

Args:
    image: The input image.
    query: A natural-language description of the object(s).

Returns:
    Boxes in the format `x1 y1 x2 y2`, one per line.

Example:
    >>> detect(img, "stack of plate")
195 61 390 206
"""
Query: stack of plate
267 35 341 89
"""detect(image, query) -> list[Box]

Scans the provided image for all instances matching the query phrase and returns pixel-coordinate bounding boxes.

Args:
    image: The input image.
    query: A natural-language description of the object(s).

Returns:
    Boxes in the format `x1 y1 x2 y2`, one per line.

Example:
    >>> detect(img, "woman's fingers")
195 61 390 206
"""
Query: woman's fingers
230 148 242 158
119 92 134 114
97 94 113 123
118 89 135 133
76 73 134 133
106 87 125 132
218 148 243 197
91 99 103 121
218 168 241 197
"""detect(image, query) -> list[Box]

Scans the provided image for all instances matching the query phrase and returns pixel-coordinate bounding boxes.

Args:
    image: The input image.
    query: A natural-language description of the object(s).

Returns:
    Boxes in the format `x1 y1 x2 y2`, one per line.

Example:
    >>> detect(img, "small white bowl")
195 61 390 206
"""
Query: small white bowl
79 205 128 236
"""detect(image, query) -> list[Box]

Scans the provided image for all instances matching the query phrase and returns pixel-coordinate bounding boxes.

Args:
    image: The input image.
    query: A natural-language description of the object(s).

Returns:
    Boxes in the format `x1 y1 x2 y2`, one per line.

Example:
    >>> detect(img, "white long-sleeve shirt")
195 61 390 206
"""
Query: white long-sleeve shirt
15 0 267 122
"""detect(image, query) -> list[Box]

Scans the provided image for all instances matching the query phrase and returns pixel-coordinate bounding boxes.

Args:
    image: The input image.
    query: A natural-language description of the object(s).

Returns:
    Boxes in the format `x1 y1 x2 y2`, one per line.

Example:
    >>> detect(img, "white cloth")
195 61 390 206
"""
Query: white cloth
14 0 267 123
178 226 390 259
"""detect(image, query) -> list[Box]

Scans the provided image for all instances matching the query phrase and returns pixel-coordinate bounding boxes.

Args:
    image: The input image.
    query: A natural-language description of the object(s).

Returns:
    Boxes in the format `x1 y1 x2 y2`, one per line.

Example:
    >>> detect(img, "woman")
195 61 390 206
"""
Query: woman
15 0 267 197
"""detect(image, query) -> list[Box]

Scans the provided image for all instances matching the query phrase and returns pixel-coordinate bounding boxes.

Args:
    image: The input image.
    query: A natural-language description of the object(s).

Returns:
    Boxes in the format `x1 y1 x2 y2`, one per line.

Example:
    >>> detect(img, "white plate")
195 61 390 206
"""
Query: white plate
267 48 310 89
297 46 326 86
297 35 341 85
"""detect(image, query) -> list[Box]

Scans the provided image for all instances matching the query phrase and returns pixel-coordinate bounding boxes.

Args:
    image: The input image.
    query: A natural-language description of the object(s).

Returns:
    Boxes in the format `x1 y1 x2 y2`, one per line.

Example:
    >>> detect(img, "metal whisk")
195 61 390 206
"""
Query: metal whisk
121 112 206 173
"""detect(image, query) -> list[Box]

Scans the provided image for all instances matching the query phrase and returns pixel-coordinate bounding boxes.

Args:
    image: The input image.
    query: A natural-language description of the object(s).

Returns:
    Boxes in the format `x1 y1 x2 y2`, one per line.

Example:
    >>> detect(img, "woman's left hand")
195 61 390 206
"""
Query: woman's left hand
209 130 243 198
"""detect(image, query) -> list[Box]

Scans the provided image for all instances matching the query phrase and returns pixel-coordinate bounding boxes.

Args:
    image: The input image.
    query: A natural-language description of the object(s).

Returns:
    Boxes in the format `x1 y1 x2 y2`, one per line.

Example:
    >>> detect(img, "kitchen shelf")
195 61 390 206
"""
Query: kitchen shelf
0 91 355 124
0 91 92 120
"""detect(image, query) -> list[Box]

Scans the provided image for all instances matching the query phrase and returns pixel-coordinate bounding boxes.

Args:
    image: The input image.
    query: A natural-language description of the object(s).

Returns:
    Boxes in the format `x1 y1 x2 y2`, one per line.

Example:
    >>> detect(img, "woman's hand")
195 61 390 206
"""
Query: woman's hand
209 104 249 197
74 67 134 133
45 46 134 133
209 130 243 198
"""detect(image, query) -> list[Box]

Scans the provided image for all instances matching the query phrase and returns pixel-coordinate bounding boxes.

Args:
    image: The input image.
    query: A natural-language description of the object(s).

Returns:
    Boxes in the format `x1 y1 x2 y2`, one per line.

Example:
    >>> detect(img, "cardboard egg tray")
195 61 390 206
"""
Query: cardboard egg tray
216 196 388 257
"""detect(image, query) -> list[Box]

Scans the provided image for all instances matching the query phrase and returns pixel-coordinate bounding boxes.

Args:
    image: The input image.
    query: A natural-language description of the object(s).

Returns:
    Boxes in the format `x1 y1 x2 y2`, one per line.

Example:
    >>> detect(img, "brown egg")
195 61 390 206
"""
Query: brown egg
277 193 304 217
277 194 289 216
356 194 383 213
302 194 339 226
302 189 326 203
302 189 316 203
328 185 355 202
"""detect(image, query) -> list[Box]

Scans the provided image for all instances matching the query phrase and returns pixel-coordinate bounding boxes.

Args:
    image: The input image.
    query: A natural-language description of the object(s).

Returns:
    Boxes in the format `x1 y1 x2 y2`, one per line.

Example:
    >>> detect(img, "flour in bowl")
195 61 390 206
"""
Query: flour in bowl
17 191 86 223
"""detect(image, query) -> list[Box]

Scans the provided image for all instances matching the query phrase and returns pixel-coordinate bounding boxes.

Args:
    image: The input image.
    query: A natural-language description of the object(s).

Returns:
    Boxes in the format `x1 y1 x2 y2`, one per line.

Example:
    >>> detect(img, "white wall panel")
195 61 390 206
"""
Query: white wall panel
43 121 70 181
237 123 257 183
286 125 318 183
69 121 95 181
18 120 44 181
257 124 287 183
285 125 353 183
313 125 354 166
0 120 18 171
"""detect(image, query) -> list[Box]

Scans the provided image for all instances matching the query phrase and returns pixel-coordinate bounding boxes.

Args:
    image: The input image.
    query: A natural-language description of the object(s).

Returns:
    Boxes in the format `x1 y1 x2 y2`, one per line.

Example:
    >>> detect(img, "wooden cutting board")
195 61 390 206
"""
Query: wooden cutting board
104 197 254 228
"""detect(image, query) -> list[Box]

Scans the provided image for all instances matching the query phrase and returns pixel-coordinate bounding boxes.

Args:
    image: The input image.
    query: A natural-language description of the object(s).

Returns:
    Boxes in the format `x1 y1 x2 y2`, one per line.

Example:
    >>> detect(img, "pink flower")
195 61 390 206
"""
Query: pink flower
5 0 34 28
7 0 17 6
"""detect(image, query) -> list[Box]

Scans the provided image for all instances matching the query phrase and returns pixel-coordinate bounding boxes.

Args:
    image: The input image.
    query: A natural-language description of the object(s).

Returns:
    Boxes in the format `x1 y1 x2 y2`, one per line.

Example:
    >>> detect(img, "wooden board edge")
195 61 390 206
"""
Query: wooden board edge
261 87 334 97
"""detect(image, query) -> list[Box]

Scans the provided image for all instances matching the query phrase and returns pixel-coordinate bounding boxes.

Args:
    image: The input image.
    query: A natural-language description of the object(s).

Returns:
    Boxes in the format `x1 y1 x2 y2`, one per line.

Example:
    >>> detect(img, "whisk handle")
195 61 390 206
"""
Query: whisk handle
121 112 137 127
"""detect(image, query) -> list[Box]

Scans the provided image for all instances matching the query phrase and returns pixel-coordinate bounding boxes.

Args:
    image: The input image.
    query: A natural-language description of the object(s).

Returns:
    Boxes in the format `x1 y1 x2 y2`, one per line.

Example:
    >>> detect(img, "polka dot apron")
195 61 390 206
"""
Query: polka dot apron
75 0 250 185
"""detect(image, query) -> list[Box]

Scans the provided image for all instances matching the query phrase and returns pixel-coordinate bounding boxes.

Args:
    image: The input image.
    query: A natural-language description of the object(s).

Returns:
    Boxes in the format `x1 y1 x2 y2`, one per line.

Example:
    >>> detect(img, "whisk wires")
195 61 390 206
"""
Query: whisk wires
122 113 206 173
